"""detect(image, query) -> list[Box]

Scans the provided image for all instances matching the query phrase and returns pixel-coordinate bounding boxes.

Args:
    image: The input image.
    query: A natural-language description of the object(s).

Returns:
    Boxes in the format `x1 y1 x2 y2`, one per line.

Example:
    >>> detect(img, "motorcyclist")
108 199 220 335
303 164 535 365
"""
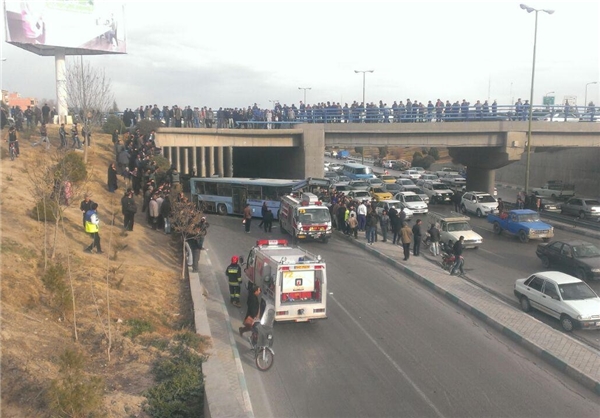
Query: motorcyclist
226 255 242 307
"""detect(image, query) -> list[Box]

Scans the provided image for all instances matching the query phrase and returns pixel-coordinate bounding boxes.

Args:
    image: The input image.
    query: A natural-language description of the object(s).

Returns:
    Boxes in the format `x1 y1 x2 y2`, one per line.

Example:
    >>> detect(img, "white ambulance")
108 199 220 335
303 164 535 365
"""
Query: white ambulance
279 192 332 243
243 239 327 322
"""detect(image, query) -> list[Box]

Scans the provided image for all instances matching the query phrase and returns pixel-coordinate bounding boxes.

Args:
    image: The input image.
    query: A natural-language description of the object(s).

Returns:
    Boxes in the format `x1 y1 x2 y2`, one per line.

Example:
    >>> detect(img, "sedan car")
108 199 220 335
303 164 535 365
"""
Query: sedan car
369 187 393 202
514 271 600 331
536 240 600 281
348 181 370 191
560 197 600 220
374 200 414 221
396 178 416 187
347 190 371 201
331 184 354 196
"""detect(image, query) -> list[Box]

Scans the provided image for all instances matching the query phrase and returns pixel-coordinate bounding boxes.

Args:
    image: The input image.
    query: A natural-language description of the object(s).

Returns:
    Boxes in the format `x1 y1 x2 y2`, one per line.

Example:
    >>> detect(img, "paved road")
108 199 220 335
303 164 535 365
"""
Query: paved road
204 216 600 417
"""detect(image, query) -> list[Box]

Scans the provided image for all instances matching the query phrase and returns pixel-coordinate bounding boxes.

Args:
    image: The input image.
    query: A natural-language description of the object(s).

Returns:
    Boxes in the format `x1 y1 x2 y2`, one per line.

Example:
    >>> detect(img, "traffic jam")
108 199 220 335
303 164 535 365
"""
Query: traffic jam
317 153 600 333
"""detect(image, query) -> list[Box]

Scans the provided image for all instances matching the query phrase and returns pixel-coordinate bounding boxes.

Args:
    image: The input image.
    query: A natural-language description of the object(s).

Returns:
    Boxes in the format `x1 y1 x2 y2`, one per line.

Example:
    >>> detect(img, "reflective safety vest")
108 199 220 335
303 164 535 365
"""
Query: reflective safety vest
85 210 99 233
226 264 241 286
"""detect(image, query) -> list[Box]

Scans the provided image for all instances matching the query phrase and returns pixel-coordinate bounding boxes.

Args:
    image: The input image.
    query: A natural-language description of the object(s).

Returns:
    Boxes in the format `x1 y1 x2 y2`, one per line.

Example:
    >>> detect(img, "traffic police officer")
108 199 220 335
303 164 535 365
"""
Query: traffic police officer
226 256 242 307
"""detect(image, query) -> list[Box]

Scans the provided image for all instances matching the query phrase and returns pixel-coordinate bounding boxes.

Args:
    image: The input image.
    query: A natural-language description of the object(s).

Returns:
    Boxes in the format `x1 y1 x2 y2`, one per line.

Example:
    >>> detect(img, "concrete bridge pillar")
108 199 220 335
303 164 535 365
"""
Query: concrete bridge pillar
217 146 224 177
182 147 189 174
192 146 198 177
225 146 233 177
199 147 206 177
207 146 215 177
449 132 526 194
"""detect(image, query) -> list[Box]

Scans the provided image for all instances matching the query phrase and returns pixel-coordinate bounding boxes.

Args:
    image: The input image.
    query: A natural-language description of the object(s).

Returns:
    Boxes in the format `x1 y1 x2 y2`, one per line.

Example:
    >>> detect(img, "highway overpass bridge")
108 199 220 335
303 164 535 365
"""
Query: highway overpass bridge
156 122 600 193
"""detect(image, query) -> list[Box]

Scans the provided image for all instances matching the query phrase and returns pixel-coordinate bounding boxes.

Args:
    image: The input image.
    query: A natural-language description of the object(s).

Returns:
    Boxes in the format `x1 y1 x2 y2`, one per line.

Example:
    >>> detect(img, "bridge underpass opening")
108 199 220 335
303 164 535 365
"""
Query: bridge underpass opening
232 147 302 179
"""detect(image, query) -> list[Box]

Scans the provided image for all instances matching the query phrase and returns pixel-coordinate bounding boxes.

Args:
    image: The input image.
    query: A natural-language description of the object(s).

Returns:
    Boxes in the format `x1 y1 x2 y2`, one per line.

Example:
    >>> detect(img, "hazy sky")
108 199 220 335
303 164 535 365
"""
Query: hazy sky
2 0 599 110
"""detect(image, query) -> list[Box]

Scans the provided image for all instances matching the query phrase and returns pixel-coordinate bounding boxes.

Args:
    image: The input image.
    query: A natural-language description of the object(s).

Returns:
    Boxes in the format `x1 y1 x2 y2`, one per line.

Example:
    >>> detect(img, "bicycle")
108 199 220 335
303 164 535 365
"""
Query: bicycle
247 303 275 371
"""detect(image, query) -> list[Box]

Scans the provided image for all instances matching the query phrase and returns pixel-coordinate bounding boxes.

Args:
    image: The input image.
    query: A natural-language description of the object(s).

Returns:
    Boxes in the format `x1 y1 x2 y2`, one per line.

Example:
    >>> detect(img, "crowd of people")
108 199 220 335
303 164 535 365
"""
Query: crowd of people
119 98 597 129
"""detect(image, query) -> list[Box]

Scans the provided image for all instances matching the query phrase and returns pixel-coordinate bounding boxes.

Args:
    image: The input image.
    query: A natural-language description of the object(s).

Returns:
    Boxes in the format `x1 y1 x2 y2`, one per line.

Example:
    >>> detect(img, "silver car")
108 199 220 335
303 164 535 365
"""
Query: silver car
560 198 600 220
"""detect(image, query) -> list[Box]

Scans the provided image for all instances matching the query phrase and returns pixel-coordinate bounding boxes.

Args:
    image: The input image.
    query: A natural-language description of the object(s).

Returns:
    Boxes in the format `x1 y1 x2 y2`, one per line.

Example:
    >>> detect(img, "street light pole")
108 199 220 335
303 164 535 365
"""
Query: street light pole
298 87 311 104
521 3 554 195
585 82 598 108
354 70 374 106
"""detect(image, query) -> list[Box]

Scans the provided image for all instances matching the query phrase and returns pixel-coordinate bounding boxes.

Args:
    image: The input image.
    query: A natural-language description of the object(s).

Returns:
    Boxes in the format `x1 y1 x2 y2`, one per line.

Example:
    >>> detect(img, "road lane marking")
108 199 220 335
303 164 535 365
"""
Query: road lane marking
330 294 445 418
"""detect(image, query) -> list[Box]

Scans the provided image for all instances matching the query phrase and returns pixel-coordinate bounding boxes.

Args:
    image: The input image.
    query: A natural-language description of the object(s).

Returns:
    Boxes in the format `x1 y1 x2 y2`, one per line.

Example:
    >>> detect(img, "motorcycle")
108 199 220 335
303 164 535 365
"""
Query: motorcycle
441 251 456 271
248 302 275 371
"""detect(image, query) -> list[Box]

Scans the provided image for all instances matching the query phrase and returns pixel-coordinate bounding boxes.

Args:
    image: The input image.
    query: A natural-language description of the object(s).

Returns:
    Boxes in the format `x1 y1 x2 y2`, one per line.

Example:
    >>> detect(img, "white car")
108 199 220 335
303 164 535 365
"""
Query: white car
347 190 371 201
399 170 422 180
374 200 414 220
396 178 416 187
514 271 600 332
461 191 498 218
422 182 454 204
544 112 580 122
348 180 370 191
395 191 428 214
420 174 438 182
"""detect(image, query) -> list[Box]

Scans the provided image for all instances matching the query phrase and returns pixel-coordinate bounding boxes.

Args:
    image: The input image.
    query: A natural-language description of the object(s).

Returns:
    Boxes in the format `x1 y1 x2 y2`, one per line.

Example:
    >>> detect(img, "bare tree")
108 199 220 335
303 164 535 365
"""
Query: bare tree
170 197 204 279
64 58 114 162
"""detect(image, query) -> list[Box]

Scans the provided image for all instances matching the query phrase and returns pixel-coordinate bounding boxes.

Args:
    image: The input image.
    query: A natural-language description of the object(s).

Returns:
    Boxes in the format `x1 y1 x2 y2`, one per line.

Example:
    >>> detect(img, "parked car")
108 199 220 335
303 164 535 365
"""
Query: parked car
324 172 339 183
331 184 354 195
383 182 402 194
421 181 454 204
367 177 384 187
348 180 370 191
396 178 416 187
378 174 397 184
374 200 414 220
399 169 422 180
541 200 562 213
461 191 498 218
335 175 351 185
369 186 393 202
347 190 371 201
560 197 600 220
536 240 600 281
394 191 428 214
420 174 438 182
514 271 600 332
411 187 430 203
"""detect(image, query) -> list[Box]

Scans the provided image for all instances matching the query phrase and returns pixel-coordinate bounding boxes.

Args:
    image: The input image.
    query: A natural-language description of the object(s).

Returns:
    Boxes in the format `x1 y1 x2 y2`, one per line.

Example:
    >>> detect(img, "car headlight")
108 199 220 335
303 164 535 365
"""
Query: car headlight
591 268 600 273
577 315 592 321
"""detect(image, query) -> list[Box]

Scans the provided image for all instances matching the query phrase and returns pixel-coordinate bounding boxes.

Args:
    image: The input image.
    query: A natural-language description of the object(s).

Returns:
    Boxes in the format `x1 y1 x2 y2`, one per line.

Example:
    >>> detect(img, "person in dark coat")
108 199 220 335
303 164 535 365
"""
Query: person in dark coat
412 219 422 256
107 163 118 193
263 209 274 232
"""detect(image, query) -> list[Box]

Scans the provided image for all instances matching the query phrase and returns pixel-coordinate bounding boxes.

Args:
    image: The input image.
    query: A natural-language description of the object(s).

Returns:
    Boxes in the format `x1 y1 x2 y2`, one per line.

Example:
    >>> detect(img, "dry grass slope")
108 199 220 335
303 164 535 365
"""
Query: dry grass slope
1 125 198 417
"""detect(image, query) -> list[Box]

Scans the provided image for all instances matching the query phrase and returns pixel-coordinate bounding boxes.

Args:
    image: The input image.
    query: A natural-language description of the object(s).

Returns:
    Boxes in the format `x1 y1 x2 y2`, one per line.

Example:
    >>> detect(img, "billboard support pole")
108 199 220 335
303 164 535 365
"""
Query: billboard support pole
55 48 68 124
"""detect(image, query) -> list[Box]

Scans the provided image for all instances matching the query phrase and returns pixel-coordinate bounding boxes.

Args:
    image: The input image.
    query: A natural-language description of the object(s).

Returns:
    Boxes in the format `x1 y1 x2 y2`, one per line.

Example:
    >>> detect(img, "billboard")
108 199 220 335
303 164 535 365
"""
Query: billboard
4 1 126 56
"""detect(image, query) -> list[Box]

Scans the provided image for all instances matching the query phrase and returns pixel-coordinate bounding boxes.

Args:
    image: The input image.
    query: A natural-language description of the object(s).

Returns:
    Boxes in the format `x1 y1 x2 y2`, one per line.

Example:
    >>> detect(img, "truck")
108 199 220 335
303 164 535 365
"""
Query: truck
243 239 327 322
335 150 350 159
279 193 332 243
531 180 575 200
487 209 554 243
427 211 483 249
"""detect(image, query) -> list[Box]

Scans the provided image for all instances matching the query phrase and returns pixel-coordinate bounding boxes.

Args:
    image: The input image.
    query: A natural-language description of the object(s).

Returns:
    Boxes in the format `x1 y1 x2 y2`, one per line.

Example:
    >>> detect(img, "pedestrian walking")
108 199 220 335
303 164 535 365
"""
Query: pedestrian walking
243 203 252 233
347 213 358 238
380 209 390 242
80 194 95 229
239 284 261 336
263 209 274 232
450 236 466 275
121 189 137 231
366 208 379 244
84 203 102 254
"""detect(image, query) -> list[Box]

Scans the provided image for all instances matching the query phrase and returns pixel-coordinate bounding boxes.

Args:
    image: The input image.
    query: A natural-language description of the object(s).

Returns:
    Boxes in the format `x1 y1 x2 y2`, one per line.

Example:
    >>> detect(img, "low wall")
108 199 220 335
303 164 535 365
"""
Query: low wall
495 148 600 197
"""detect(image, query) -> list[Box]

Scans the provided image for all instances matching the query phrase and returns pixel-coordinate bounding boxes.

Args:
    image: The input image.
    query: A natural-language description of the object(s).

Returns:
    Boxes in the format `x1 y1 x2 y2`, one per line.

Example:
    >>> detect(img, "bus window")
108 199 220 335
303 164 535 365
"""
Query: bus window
263 186 278 201
195 182 205 194
205 182 218 195
248 185 262 200
217 183 232 196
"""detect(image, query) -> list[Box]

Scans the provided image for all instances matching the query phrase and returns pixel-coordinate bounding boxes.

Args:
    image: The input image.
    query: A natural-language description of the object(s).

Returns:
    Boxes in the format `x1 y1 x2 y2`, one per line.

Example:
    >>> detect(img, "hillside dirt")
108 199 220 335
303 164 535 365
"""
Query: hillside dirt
1 125 199 417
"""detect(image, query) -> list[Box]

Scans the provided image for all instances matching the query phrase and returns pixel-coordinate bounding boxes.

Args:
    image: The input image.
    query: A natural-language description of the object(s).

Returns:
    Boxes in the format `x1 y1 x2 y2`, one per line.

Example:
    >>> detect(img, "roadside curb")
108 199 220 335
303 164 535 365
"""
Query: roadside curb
338 231 600 395
191 250 254 418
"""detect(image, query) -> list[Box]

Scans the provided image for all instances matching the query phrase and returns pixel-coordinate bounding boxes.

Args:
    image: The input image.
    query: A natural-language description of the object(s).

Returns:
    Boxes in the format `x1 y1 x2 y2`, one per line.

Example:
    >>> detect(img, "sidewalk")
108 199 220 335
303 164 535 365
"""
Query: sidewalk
340 230 600 395
190 252 253 418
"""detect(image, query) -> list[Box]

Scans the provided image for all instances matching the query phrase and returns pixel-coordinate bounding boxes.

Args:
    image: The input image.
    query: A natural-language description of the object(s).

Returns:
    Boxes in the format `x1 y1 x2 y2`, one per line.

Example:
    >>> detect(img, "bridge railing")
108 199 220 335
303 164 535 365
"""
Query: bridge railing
234 104 598 128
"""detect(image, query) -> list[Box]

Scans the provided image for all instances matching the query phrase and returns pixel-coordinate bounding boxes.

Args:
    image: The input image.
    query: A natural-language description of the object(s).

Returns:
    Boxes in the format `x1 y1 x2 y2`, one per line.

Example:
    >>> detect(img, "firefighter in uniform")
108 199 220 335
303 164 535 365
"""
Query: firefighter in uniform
226 256 242 307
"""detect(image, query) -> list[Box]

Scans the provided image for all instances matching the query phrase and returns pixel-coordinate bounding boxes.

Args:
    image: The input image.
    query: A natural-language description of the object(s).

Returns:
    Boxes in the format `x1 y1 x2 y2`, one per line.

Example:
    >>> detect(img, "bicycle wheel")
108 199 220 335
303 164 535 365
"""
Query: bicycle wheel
255 347 274 371
10 147 15 161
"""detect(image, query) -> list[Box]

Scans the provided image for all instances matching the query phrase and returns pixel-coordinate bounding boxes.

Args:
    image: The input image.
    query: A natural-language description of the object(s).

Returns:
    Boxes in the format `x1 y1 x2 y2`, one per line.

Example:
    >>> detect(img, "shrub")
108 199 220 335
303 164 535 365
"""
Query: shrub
144 345 205 417
32 199 61 223
41 262 72 315
124 318 155 339
47 348 105 417
102 114 125 134
428 147 440 160
413 155 436 169
54 152 87 184
136 119 161 138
